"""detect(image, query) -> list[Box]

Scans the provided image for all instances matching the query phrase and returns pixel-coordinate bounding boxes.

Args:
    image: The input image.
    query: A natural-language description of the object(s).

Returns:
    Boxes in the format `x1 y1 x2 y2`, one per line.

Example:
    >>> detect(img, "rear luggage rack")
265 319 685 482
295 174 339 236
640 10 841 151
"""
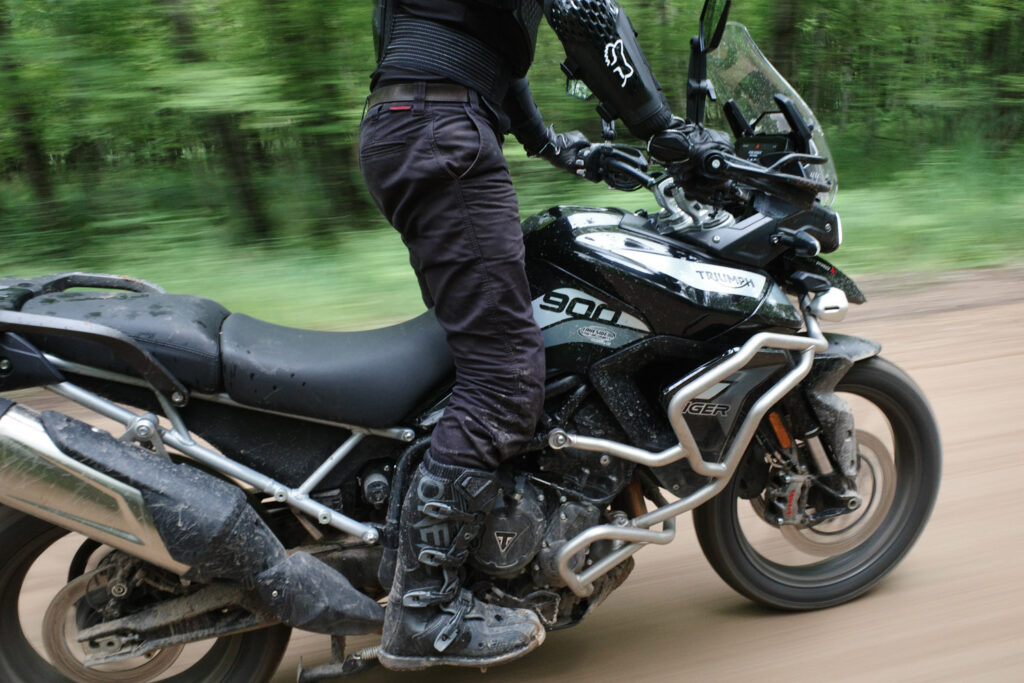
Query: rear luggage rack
0 271 164 311
0 272 185 402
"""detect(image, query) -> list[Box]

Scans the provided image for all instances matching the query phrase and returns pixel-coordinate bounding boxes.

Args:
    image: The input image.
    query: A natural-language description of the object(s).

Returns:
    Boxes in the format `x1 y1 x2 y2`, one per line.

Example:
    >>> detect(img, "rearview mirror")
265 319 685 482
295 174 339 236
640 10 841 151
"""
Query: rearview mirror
699 0 731 54
688 0 732 125
565 78 594 101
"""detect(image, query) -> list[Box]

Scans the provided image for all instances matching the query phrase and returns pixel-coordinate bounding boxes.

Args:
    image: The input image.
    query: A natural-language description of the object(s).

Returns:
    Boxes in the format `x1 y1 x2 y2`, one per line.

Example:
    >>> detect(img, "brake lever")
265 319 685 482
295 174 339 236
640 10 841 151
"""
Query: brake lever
704 152 831 194
766 153 827 173
603 158 656 190
579 144 654 191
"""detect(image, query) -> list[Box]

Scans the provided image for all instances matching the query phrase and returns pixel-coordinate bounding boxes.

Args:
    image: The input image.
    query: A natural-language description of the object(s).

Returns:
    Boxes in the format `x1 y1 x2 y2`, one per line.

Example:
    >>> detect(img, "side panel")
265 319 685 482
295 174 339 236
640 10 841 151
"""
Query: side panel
524 206 803 345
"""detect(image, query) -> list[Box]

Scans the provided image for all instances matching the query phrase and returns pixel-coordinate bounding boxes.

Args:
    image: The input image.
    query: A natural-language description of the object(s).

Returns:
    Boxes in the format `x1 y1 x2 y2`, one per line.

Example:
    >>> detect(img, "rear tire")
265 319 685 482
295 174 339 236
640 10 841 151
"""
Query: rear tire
692 356 940 610
0 506 292 683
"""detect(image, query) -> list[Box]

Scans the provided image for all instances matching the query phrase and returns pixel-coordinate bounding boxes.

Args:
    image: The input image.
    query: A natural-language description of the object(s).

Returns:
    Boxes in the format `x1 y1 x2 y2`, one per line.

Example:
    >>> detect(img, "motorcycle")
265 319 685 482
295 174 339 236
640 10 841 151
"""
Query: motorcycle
0 1 940 680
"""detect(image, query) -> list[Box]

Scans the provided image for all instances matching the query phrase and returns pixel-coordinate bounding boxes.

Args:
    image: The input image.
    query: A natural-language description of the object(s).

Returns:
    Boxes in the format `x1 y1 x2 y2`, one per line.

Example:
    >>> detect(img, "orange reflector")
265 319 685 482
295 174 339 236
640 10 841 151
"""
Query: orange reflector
768 412 792 449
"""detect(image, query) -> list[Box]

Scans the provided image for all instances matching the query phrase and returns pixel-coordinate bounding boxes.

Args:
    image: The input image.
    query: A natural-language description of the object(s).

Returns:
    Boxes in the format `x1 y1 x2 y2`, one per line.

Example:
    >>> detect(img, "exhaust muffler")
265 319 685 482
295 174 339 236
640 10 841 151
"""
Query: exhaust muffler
0 399 383 634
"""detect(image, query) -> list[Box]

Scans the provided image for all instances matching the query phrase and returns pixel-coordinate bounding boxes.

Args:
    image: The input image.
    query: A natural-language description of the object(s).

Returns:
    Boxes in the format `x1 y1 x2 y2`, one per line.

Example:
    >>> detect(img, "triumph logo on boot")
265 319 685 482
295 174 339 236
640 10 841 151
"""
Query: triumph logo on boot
494 531 518 554
604 40 635 87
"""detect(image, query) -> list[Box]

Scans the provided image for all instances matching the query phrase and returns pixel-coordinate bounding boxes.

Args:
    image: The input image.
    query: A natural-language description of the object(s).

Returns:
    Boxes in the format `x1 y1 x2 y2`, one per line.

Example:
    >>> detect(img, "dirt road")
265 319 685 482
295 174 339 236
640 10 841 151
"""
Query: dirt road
10 269 1024 682
273 268 1024 682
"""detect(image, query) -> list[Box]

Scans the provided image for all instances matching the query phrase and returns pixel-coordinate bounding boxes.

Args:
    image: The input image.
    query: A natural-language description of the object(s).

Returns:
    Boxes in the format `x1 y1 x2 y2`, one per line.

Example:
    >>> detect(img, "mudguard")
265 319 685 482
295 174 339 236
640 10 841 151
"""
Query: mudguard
801 333 882 478
807 333 882 392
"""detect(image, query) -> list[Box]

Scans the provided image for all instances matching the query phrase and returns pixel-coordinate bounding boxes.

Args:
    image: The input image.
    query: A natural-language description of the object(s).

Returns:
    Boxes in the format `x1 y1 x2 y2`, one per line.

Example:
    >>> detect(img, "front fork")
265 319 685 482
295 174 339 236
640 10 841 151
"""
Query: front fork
745 332 880 529
751 413 863 528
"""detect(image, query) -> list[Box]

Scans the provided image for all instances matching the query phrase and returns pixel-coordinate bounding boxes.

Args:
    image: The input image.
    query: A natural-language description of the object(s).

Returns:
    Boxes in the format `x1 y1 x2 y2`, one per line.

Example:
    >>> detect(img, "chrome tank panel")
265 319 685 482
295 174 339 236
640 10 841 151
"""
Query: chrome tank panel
0 404 188 574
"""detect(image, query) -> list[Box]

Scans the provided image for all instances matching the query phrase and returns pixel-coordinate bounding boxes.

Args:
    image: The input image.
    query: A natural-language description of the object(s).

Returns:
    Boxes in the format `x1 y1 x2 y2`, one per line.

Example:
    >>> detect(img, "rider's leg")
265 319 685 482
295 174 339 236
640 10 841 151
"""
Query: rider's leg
359 94 546 668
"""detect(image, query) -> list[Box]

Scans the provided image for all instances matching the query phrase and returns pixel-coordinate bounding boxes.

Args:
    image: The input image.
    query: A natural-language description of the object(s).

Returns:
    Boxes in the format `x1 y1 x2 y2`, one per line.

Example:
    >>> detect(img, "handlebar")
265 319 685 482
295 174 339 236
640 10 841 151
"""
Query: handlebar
700 150 831 196
580 137 831 212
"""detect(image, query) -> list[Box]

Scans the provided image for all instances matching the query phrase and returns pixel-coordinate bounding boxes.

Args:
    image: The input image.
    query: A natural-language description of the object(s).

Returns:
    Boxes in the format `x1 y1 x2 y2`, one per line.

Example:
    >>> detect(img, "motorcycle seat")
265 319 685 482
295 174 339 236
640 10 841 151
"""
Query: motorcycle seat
21 291 230 393
19 288 454 427
220 311 454 428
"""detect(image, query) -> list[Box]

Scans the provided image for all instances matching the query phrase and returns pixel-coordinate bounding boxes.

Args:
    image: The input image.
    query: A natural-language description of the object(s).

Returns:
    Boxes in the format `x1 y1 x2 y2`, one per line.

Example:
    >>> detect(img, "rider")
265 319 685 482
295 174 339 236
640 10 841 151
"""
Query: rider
361 0 727 670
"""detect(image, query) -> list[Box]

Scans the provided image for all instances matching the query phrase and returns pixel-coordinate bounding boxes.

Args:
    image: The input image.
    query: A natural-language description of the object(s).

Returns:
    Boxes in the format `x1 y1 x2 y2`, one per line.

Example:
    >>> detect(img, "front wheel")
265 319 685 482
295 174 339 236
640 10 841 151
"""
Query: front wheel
693 356 941 610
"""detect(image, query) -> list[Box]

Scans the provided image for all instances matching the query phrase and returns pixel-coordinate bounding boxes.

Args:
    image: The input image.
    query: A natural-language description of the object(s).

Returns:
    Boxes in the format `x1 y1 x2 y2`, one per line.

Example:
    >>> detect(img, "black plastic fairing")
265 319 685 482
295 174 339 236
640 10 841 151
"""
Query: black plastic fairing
0 309 191 399
787 257 866 304
805 334 882 392
0 333 65 391
523 206 803 345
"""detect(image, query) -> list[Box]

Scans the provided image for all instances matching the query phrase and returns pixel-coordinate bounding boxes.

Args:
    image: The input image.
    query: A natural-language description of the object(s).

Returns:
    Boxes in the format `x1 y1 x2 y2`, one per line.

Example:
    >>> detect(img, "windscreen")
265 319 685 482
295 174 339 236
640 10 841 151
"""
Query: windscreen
707 23 838 205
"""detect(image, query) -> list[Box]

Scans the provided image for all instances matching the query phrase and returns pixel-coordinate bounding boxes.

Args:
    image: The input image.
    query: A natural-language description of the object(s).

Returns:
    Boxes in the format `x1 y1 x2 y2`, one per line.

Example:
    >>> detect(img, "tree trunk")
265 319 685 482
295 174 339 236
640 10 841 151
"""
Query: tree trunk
769 0 801 80
0 7 54 207
159 0 274 241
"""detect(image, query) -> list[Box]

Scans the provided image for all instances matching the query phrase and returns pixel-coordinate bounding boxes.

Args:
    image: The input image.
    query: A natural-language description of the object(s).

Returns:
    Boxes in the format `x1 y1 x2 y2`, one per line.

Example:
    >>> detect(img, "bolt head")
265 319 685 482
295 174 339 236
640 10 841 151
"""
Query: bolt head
171 391 185 405
710 158 722 170
0 358 11 372
599 455 611 467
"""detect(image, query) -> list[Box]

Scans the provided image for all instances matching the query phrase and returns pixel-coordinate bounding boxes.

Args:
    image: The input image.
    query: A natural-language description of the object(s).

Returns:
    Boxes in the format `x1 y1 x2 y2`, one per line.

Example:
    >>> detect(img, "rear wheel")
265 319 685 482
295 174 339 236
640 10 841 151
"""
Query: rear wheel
0 507 292 683
693 356 940 610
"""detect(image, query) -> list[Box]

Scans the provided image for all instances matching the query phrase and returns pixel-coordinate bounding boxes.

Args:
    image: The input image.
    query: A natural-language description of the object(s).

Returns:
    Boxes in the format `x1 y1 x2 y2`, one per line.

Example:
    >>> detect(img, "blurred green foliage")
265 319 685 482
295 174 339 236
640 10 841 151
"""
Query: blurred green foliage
1 0 1022 326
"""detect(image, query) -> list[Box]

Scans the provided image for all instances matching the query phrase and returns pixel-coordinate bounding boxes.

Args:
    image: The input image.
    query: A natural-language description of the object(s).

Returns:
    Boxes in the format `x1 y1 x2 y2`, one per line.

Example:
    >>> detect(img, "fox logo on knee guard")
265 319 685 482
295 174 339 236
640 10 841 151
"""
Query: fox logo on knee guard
604 39 635 87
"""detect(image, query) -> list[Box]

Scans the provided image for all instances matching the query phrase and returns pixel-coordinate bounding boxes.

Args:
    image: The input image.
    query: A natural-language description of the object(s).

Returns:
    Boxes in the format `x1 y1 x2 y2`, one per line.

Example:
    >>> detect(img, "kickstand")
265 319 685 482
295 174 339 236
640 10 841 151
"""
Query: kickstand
296 637 381 682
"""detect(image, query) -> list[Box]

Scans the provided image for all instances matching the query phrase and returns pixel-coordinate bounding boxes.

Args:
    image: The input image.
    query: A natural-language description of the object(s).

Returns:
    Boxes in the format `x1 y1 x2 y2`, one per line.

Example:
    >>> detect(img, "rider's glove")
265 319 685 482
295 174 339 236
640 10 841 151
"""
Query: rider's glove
533 127 592 174
648 116 734 166
576 144 651 191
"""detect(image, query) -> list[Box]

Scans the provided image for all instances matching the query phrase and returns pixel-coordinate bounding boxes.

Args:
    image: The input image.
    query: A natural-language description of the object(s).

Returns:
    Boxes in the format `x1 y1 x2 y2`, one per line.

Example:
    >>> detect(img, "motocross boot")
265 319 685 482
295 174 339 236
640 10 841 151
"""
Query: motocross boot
378 456 545 670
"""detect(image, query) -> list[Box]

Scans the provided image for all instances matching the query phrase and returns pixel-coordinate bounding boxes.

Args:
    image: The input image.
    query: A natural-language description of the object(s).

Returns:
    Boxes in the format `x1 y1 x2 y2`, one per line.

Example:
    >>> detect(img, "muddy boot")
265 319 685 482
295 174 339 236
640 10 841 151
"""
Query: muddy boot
378 456 545 670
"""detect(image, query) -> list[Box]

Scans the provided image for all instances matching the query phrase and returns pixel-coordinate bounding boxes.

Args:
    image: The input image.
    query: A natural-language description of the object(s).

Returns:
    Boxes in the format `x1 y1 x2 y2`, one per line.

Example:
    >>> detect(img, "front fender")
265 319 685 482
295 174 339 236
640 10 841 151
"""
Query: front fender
800 334 881 479
807 333 882 392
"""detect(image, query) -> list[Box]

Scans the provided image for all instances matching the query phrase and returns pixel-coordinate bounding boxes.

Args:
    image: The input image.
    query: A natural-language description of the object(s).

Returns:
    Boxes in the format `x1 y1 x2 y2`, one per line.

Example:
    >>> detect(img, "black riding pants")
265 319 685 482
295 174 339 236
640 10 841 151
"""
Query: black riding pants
358 93 545 471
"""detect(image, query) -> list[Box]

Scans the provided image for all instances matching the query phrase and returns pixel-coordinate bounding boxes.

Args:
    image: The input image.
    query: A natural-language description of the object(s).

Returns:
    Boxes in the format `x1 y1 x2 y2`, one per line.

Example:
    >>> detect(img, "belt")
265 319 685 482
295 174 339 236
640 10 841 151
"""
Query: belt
367 83 471 108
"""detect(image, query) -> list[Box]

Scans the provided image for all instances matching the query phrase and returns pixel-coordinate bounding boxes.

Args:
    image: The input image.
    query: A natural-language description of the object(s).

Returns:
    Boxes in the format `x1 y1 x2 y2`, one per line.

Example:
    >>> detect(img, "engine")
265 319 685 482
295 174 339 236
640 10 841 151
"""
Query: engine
468 469 634 629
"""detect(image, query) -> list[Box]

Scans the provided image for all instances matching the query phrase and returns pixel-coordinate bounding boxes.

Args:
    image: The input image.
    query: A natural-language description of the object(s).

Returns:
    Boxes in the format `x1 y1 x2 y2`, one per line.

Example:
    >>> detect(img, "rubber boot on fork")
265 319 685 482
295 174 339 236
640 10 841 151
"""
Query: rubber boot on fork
378 455 545 670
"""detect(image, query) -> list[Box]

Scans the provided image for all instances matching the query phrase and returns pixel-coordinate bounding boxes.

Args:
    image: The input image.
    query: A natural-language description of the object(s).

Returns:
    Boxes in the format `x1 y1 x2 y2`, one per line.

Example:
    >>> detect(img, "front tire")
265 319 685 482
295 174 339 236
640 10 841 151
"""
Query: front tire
693 356 941 610
0 506 292 683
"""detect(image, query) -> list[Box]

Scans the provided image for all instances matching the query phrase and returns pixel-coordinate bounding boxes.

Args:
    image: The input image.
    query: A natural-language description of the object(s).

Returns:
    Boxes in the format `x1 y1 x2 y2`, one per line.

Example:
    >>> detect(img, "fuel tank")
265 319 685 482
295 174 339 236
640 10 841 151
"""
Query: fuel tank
523 206 802 353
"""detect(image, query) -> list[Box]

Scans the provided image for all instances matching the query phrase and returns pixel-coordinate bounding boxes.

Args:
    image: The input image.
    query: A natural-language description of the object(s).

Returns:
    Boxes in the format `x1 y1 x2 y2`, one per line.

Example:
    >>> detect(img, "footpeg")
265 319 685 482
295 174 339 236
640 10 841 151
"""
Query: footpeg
296 645 380 682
